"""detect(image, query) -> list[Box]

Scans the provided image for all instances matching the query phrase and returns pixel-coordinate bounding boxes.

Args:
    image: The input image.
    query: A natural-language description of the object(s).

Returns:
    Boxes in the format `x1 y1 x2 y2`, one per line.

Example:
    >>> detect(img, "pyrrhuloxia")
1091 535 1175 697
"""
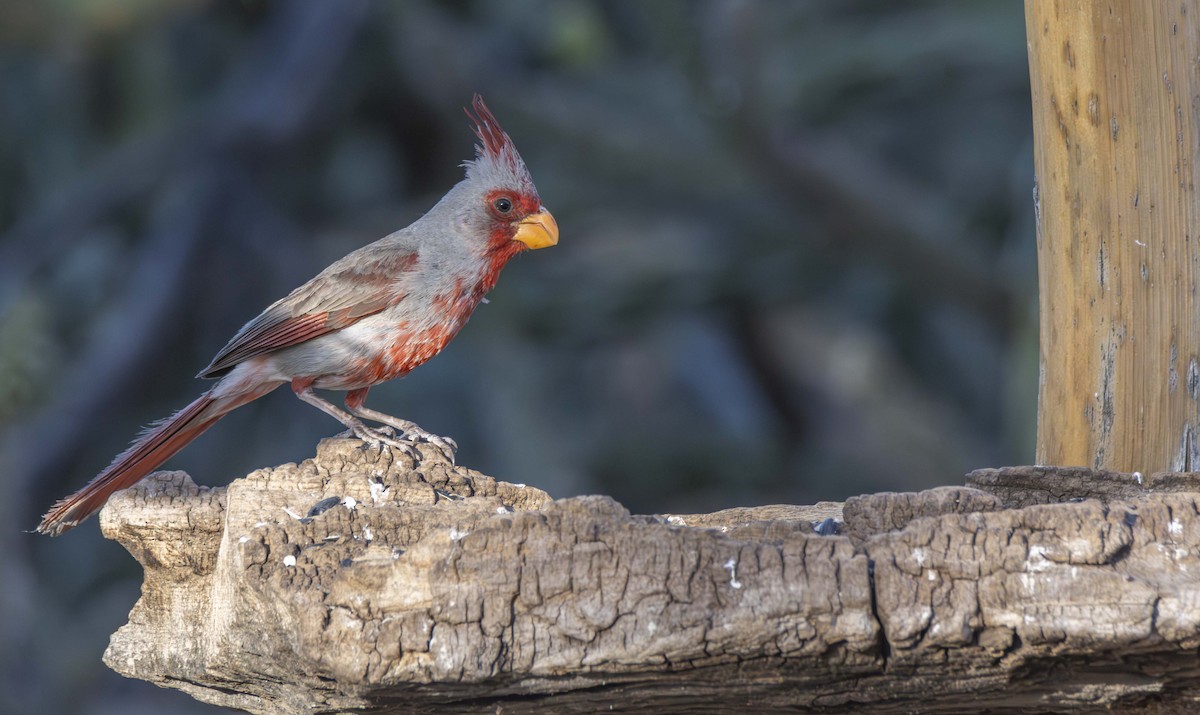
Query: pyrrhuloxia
37 95 558 536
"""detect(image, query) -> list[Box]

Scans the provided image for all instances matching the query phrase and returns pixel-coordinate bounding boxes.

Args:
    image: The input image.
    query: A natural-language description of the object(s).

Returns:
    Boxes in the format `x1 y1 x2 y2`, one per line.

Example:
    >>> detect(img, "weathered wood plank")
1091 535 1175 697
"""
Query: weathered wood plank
97 441 1200 713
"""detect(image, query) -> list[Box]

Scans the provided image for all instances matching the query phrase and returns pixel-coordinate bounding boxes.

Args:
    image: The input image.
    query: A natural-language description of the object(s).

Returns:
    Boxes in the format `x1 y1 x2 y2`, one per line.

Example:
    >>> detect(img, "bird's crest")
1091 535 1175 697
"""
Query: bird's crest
463 95 536 196
466 95 513 159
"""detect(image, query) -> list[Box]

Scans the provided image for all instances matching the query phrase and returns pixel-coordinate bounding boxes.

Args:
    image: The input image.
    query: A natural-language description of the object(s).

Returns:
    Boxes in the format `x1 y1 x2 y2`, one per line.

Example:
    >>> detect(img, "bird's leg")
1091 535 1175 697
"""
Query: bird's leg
344 388 457 463
291 379 419 460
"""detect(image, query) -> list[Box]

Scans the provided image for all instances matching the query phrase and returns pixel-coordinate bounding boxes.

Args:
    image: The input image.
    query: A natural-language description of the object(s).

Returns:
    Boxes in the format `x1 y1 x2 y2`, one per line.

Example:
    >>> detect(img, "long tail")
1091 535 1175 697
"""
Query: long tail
37 383 271 536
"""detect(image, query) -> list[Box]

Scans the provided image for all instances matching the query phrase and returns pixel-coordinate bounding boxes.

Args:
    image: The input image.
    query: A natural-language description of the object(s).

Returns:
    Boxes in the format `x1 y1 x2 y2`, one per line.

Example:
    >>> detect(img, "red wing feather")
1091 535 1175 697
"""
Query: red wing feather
198 306 375 378
199 252 416 378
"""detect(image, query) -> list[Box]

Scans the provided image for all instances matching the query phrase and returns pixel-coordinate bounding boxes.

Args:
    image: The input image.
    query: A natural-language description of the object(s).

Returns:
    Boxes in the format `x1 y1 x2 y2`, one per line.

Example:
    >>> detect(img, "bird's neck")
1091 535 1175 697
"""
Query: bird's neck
478 238 525 295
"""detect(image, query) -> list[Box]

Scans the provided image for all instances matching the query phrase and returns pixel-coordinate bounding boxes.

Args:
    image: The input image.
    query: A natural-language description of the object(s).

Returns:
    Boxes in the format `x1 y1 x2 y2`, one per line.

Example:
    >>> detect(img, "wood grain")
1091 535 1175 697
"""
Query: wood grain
1028 1 1200 471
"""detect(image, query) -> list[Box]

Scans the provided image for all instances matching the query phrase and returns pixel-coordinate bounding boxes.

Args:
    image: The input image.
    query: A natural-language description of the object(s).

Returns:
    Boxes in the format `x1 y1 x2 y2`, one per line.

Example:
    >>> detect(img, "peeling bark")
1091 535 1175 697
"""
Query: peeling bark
96 445 1200 713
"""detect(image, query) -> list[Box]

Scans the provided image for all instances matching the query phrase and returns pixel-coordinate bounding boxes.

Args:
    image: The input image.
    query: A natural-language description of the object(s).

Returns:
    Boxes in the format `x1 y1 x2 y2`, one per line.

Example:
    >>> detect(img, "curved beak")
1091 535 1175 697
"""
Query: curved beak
513 207 559 250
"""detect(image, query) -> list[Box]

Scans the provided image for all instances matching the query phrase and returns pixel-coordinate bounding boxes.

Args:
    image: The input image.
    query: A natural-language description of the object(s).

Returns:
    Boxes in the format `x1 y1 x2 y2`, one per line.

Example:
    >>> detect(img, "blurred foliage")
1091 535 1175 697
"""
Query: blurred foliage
0 1 1035 712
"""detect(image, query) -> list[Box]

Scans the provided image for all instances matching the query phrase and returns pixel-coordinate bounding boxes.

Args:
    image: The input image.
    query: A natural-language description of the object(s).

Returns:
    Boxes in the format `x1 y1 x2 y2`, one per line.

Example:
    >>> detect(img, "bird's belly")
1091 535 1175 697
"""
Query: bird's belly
270 317 464 390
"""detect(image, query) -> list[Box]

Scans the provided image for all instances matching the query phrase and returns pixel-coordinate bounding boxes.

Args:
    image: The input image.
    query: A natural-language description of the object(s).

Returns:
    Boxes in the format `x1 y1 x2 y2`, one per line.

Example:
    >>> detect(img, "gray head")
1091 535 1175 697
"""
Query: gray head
456 95 558 253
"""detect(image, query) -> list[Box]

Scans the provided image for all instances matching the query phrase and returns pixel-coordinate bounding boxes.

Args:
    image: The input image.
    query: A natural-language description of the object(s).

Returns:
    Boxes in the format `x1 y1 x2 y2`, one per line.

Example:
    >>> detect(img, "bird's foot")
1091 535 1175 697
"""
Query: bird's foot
398 423 457 464
335 425 397 440
339 403 459 463
343 424 420 462
353 413 457 463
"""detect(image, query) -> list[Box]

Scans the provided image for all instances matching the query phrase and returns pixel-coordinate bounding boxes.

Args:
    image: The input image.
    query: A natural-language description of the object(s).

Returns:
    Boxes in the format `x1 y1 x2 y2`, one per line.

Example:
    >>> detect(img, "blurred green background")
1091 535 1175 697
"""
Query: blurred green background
0 1 1035 712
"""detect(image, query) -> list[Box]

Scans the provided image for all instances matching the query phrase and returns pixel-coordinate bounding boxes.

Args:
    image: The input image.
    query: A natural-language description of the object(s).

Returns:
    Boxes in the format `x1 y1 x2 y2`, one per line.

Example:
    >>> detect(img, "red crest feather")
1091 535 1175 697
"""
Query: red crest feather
465 94 514 159
462 94 536 198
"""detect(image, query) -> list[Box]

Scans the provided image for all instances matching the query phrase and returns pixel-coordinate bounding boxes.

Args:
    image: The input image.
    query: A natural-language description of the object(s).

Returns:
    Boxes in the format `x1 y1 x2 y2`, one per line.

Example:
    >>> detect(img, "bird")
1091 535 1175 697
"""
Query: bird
36 95 558 536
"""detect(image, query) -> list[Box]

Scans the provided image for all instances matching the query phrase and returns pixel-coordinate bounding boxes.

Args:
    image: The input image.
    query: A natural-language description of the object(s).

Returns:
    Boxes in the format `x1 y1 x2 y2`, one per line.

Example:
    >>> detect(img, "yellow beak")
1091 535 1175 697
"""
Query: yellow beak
513 208 559 250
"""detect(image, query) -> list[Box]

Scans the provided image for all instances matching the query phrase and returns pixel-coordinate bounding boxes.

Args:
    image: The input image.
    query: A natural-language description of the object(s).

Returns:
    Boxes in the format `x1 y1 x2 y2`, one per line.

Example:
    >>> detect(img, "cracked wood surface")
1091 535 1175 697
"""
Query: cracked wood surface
100 447 1200 714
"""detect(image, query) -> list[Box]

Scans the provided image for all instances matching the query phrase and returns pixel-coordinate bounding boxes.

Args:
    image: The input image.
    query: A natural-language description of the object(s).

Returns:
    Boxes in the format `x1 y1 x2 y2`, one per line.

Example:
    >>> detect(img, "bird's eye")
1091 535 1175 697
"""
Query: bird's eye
493 197 514 214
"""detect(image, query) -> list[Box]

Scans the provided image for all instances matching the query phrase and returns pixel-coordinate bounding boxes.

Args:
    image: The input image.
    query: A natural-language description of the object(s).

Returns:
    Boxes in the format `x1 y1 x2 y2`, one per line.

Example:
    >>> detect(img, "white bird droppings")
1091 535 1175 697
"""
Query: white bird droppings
723 557 742 589
369 479 389 503
1025 544 1052 572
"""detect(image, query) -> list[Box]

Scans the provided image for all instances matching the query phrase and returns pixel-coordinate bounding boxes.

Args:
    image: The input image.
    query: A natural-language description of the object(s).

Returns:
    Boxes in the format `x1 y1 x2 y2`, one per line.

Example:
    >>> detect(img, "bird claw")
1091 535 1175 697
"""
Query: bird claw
381 438 422 464
400 426 457 464
337 425 397 441
349 425 420 462
339 414 456 464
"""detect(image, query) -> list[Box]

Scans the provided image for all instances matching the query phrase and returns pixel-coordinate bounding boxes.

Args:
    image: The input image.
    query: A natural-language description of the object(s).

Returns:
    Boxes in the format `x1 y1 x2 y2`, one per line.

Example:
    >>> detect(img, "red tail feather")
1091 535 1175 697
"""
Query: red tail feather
38 389 245 536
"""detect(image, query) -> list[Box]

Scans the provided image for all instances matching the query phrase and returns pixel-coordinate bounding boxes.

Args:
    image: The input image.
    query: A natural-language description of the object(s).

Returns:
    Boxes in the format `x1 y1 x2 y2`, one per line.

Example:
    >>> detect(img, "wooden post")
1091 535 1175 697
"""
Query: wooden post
1028 1 1200 472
